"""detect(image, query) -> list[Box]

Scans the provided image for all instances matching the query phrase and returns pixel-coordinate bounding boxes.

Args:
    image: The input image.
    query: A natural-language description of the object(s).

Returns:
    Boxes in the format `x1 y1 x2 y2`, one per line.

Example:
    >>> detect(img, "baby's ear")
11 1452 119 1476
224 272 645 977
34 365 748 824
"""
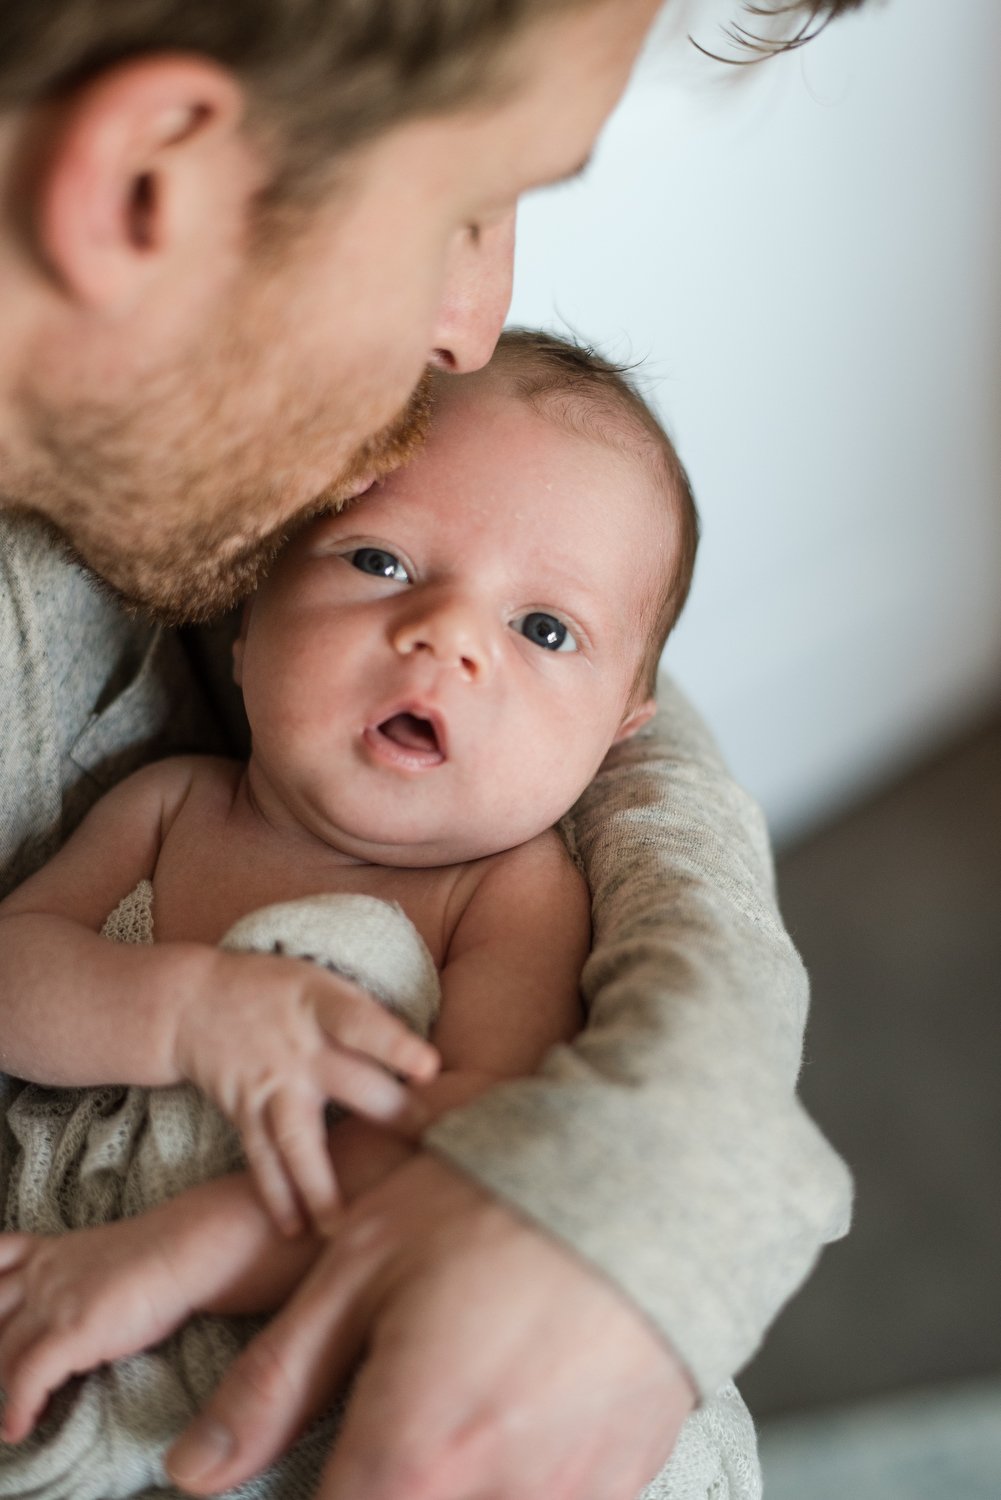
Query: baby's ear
613 696 656 744
231 601 253 685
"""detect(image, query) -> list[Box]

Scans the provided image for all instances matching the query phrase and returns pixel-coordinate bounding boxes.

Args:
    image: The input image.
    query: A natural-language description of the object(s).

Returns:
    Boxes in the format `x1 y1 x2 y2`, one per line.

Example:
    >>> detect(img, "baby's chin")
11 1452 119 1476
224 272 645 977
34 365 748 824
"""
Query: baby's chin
329 833 503 870
328 817 560 870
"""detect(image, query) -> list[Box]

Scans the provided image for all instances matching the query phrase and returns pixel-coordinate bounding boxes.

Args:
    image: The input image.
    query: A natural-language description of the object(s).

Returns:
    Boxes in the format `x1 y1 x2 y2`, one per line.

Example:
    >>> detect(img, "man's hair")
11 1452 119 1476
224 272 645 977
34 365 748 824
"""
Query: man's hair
0 0 596 203
704 1 870 64
490 329 699 700
0 1 870 201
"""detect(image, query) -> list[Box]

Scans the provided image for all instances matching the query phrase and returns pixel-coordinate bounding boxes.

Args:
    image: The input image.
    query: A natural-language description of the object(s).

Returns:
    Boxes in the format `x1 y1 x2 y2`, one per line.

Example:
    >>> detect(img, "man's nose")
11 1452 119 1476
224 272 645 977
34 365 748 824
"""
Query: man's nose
391 594 492 682
429 212 515 374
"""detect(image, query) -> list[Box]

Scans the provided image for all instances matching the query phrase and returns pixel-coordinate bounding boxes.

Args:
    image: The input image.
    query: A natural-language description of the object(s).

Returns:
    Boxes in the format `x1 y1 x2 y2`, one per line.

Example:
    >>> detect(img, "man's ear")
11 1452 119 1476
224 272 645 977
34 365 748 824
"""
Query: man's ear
612 696 656 744
34 56 258 313
231 601 254 687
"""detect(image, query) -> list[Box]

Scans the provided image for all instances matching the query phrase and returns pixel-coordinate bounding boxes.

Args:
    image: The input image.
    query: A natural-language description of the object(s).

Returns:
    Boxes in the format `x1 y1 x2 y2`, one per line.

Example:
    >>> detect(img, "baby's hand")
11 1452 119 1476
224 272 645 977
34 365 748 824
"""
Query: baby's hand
0 1221 197 1443
173 949 439 1235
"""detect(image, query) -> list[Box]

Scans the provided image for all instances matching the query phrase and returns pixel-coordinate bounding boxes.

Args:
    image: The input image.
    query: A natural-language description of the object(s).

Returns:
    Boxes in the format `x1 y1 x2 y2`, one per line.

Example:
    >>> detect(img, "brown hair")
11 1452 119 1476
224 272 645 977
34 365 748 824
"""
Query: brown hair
0 1 599 202
0 2 872 199
490 329 699 699
697 0 871 65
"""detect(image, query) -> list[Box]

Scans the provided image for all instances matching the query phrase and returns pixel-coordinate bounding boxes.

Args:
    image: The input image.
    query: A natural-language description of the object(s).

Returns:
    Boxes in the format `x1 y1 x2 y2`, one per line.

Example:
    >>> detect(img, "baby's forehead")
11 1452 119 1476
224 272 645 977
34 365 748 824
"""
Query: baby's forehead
430 376 666 538
451 360 657 456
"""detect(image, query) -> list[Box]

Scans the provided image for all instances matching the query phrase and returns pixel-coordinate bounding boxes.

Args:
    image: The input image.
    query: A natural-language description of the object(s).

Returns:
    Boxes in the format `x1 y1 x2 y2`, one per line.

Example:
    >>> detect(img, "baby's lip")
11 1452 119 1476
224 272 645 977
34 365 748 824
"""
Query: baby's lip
366 702 448 766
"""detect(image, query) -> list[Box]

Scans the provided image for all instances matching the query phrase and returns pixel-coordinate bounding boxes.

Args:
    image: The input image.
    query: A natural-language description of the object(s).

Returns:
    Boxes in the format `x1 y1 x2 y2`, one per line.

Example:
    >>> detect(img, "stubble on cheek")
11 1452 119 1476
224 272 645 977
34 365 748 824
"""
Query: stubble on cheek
8 364 435 626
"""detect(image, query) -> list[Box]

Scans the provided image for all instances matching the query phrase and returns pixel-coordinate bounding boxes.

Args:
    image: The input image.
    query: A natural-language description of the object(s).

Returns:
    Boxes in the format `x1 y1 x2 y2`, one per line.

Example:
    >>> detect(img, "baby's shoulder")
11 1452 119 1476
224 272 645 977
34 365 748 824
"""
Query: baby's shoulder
113 750 236 792
161 752 243 793
465 826 589 914
109 753 242 838
444 829 591 974
496 825 584 879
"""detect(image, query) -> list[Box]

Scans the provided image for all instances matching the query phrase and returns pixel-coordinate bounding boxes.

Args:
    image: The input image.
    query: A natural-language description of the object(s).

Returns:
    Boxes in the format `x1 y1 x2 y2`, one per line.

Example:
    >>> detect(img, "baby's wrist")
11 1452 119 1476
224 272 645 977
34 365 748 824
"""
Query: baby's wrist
165 945 227 1087
140 1187 245 1314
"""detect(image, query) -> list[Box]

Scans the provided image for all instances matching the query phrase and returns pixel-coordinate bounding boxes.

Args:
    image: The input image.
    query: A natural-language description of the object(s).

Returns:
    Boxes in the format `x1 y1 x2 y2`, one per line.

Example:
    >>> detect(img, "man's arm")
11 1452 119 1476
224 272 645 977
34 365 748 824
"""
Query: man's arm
170 1157 694 1500
426 676 852 1394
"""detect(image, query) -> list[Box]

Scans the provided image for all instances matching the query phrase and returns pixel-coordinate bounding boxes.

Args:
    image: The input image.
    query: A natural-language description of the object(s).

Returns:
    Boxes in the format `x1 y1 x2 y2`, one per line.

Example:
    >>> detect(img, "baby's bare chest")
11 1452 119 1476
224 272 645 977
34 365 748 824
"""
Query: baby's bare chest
146 776 469 969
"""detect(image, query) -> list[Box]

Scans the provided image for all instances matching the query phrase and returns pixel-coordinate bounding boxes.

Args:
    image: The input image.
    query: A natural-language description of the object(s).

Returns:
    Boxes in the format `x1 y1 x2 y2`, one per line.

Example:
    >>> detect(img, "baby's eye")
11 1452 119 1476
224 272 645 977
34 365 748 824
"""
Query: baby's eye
513 612 578 653
346 547 410 583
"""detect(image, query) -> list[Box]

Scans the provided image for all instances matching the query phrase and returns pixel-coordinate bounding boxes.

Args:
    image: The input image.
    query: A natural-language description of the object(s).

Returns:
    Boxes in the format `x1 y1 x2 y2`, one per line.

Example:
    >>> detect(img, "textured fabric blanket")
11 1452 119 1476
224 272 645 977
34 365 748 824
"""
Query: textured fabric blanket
0 888 759 1499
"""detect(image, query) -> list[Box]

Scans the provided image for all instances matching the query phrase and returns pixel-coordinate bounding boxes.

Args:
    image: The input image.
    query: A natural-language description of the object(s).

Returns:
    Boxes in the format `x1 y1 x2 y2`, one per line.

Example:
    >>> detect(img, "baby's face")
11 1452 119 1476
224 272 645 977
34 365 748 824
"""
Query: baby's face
235 375 668 866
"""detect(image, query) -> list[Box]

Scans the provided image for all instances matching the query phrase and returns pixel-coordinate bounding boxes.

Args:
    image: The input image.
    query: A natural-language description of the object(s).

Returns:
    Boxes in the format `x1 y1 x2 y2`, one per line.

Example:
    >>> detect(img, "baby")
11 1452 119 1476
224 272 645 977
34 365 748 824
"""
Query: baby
0 332 712 1493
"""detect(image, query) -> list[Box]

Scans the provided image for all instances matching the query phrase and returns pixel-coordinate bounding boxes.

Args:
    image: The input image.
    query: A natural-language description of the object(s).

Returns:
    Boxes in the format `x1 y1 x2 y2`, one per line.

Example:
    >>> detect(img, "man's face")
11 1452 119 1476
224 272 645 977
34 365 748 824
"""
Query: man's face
9 0 661 621
235 373 665 868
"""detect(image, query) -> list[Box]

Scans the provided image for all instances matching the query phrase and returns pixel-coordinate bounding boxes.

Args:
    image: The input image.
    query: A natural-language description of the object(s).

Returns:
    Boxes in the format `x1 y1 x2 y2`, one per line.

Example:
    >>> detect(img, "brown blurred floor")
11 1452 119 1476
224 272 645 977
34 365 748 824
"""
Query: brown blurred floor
740 710 1001 1419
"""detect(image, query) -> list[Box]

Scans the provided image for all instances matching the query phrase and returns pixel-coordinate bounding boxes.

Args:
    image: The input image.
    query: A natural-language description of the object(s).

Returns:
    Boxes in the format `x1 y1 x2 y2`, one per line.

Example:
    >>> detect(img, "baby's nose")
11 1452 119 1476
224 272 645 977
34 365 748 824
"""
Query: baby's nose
391 596 490 682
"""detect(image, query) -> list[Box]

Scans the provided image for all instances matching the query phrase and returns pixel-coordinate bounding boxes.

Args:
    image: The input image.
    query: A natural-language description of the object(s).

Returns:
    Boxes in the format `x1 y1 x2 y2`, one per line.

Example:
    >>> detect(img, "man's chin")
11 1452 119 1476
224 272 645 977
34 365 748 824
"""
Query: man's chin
28 514 284 627
35 371 436 627
307 368 434 512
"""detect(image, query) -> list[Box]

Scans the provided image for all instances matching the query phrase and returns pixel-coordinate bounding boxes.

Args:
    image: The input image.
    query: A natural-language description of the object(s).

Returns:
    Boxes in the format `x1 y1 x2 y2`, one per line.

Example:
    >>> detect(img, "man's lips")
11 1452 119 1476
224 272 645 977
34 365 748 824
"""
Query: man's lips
363 705 447 768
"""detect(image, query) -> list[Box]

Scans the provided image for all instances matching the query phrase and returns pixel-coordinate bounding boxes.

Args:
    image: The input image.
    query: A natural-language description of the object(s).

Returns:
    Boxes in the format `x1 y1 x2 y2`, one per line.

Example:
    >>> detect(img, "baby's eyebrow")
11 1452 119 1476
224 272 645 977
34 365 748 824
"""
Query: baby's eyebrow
533 569 613 637
540 561 604 604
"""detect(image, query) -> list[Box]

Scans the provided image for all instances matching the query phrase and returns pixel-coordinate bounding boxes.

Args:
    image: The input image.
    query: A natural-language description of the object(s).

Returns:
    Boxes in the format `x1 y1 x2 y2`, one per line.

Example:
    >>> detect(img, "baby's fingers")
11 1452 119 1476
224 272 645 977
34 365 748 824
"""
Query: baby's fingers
267 1091 340 1235
0 1271 27 1327
0 1236 37 1276
0 1239 35 1347
314 984 438 1083
0 1314 74 1442
240 1112 306 1239
316 1048 429 1138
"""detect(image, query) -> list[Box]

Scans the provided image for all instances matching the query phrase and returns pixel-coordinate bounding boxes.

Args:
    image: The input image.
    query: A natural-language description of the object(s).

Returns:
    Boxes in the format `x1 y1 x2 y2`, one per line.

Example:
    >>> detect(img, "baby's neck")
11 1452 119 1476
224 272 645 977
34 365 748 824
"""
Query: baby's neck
237 759 369 869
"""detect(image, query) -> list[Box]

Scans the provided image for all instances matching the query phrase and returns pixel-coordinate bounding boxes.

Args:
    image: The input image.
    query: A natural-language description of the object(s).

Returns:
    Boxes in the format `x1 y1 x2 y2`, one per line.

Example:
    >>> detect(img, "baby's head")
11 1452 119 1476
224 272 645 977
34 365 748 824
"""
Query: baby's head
486 330 698 703
235 329 698 867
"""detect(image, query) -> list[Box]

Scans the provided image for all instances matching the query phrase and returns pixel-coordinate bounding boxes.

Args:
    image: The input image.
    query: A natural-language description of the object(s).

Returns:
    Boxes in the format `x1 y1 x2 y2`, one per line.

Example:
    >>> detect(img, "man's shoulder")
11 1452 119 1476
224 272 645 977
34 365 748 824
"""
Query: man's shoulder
0 510 148 714
0 514 88 891
0 513 225 894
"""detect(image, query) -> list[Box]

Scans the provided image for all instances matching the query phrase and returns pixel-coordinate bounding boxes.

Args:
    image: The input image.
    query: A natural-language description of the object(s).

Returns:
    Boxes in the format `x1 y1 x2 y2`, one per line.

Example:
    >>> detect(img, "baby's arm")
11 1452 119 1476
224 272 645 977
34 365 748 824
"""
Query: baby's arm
318 831 590 1189
0 759 438 1232
0 756 200 1085
0 833 590 1439
430 830 590 1086
0 1130 422 1443
0 1174 322 1443
292 829 590 1198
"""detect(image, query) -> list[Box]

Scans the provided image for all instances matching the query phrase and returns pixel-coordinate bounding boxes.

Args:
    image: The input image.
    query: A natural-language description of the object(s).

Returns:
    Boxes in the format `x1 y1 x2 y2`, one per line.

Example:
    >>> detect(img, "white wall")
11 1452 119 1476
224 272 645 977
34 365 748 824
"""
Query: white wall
509 0 1001 843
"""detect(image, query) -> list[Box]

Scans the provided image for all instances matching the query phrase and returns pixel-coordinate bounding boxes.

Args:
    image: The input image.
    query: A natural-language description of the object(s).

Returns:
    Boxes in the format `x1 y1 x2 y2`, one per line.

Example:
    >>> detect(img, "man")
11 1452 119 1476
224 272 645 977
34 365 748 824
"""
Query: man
0 2 863 1498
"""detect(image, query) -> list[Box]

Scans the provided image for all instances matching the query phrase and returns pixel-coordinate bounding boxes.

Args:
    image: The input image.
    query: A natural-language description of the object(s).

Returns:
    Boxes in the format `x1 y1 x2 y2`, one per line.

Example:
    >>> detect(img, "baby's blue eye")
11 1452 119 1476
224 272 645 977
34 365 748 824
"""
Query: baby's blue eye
514 612 578 653
347 547 409 583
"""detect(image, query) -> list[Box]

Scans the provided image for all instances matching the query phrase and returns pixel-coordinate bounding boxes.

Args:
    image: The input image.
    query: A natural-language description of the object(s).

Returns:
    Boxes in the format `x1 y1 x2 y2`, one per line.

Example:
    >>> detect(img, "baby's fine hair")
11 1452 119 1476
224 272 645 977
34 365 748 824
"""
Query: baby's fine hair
489 329 699 698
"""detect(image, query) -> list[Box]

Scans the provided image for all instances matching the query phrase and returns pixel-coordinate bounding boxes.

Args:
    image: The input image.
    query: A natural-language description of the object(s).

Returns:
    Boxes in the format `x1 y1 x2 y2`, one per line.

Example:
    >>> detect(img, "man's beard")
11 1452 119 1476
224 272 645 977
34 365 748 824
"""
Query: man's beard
5 366 434 627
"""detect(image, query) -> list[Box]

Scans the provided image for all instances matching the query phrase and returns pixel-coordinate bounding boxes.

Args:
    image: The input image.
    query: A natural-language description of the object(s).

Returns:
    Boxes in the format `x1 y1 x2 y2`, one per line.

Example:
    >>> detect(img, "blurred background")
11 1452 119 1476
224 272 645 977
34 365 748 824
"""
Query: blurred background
508 0 1001 1493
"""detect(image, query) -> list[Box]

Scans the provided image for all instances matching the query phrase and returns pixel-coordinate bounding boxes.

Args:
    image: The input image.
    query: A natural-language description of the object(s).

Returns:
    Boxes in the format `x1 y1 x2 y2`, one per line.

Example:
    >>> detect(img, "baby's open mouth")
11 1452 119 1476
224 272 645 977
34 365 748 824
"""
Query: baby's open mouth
377 712 441 756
